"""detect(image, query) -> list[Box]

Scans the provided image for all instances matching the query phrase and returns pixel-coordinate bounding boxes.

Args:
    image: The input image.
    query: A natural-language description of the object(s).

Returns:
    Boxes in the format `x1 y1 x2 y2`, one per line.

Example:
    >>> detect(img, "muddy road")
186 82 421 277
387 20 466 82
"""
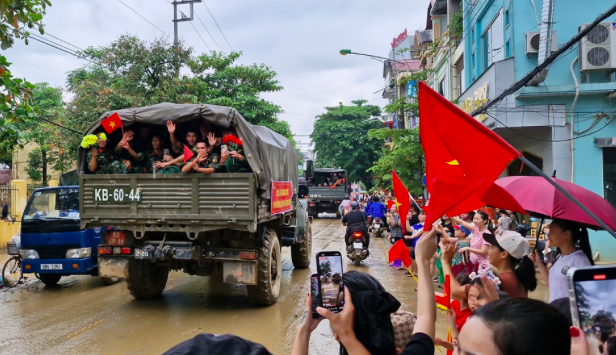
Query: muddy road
0 218 547 354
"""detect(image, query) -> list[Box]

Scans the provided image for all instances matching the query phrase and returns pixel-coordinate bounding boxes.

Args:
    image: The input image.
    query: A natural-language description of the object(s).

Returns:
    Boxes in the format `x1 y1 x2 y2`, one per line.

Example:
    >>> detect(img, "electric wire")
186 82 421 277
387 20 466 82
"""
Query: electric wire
117 0 166 33
194 10 224 53
202 1 234 52
37 117 82 135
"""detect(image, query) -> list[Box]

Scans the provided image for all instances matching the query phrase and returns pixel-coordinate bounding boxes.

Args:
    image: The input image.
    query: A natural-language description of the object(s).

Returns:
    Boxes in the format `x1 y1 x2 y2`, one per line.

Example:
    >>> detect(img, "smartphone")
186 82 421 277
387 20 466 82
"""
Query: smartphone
221 144 228 153
311 273 322 319
316 251 345 313
163 149 170 156
568 265 616 335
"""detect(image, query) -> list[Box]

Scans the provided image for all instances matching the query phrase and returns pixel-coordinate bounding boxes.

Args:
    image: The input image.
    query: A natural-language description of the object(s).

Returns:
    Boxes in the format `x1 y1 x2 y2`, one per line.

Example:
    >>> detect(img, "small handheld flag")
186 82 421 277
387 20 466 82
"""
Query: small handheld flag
183 145 194 164
101 112 123 134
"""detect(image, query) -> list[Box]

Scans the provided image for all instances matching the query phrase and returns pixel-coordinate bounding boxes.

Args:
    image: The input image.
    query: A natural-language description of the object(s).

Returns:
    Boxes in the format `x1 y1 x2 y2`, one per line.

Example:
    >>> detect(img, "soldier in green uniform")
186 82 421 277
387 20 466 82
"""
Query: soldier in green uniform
115 139 145 174
143 135 171 173
181 141 229 174
86 132 124 174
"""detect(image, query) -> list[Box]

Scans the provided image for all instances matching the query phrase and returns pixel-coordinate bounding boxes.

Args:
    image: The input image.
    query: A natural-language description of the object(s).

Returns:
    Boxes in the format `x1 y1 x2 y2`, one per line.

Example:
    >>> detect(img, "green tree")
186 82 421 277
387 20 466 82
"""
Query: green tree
310 100 382 190
320 260 332 279
367 128 424 196
64 35 295 150
0 0 52 160
20 82 67 184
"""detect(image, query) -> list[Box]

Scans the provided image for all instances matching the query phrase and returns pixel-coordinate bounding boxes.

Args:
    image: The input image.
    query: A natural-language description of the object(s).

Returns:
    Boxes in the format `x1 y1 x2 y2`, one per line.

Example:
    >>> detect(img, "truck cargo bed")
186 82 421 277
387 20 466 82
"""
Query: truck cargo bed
80 173 265 233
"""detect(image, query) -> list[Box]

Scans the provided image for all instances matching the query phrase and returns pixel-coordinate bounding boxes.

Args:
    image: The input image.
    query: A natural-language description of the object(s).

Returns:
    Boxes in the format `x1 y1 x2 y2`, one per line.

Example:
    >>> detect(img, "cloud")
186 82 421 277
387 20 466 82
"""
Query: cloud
7 0 429 144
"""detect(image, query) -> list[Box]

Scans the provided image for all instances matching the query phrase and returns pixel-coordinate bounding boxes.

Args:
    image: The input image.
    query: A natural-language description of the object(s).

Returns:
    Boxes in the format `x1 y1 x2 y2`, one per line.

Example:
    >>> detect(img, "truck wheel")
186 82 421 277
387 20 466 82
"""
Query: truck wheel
247 228 281 306
101 277 120 285
39 274 61 286
126 259 169 299
291 220 312 269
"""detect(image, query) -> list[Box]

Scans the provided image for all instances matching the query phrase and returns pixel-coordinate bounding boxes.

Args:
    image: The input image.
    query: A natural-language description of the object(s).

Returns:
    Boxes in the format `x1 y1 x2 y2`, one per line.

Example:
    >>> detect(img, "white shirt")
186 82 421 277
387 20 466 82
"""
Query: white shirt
548 250 591 302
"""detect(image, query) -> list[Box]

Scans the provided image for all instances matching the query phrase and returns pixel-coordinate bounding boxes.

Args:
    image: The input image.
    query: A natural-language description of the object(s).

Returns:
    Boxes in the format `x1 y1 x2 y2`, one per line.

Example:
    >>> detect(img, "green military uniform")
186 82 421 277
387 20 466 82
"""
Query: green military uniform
185 152 224 174
115 147 145 174
224 148 251 173
143 149 165 173
86 149 122 174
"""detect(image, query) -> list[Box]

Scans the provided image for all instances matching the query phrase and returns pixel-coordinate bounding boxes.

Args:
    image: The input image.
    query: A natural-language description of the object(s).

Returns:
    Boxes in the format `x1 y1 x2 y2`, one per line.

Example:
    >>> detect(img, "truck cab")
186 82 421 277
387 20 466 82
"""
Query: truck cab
304 167 348 218
19 186 117 286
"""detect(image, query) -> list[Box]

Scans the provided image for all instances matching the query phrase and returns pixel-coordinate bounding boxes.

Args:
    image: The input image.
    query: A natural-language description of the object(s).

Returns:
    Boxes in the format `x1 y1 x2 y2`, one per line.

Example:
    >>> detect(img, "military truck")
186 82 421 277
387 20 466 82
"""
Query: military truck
304 163 348 218
78 103 311 305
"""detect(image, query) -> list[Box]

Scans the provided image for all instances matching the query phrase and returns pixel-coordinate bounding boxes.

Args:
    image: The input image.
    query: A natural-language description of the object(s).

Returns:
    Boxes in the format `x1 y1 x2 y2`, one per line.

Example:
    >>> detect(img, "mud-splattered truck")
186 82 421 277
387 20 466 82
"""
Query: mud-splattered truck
78 103 311 305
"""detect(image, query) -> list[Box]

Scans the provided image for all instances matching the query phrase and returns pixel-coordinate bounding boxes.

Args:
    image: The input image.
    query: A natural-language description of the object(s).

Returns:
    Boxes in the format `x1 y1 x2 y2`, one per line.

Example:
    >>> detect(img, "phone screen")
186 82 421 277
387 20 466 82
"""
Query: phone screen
569 266 616 336
311 274 321 318
221 144 228 153
316 252 345 313
163 149 170 156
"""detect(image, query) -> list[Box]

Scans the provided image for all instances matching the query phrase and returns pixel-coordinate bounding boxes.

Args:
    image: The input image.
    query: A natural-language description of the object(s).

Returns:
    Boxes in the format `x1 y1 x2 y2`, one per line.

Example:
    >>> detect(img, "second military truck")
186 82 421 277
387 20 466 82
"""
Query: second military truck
78 103 311 305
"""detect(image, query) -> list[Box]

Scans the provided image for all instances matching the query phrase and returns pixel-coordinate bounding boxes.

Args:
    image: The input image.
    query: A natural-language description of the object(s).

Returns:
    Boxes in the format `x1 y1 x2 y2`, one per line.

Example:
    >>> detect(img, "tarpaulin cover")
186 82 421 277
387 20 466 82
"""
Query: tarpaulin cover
77 103 299 195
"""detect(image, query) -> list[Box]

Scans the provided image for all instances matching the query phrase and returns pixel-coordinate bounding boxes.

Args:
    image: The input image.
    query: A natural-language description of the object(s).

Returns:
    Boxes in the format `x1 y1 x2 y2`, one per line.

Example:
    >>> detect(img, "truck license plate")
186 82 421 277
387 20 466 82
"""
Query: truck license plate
41 264 63 270
94 188 141 202
353 242 363 249
134 249 149 259
107 231 125 246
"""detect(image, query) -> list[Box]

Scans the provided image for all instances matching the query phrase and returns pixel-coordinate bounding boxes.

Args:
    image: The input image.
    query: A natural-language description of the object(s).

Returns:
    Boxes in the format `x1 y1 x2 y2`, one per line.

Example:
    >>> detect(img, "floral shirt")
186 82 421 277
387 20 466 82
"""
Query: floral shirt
470 226 491 270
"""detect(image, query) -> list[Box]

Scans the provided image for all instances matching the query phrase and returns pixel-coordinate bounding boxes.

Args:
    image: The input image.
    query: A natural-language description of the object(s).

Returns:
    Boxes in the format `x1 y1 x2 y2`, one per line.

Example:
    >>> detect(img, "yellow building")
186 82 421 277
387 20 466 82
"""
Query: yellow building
11 143 64 182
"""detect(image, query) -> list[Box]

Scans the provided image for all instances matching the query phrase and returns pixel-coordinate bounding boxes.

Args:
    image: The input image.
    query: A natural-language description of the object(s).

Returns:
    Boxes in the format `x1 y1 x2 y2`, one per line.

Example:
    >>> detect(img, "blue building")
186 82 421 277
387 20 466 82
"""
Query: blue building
458 0 616 260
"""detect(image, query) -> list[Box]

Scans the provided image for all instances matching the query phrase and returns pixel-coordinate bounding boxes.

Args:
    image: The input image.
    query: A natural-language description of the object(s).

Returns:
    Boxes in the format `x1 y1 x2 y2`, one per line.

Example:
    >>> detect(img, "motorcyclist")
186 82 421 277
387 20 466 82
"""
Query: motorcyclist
365 195 389 231
338 195 352 220
342 201 370 249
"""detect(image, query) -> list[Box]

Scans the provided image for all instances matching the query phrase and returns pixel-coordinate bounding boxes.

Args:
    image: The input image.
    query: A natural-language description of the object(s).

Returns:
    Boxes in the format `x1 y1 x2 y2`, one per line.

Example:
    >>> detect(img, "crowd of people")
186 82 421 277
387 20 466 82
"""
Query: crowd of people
85 121 250 175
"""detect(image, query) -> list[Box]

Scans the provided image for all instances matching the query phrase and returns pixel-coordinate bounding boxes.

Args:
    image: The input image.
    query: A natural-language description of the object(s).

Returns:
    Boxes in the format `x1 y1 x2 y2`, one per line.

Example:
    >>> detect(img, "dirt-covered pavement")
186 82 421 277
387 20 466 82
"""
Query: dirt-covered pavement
0 218 548 354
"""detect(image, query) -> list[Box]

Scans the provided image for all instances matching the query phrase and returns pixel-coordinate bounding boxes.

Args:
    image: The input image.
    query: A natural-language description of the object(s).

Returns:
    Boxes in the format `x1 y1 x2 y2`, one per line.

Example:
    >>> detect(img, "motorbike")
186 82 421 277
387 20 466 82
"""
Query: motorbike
370 217 385 238
346 230 369 266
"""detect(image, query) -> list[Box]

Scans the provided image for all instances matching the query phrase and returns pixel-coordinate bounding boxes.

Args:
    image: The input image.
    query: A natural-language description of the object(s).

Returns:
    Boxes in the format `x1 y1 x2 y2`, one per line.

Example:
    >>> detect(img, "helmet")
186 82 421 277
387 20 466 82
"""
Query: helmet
351 201 360 210
372 195 380 203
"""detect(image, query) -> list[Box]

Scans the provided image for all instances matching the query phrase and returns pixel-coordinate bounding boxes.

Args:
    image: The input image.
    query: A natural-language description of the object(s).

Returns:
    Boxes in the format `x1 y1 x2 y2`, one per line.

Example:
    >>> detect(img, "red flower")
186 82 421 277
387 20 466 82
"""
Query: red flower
223 134 242 147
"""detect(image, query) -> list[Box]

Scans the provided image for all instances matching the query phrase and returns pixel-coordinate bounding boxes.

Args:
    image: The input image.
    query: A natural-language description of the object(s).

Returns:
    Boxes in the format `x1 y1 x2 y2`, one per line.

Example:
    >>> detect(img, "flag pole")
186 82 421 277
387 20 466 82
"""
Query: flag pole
518 155 616 238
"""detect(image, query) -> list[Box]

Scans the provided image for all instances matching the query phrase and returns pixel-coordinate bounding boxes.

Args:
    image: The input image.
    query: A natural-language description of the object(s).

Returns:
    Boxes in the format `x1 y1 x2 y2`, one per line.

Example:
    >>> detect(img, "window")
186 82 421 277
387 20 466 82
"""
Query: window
471 28 475 43
604 148 616 209
505 10 510 27
438 78 445 96
505 41 510 58
482 11 504 70
471 52 476 68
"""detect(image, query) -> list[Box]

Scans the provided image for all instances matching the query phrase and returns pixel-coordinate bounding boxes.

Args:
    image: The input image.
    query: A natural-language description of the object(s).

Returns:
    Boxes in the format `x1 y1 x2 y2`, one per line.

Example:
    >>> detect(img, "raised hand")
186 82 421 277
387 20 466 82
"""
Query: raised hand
90 148 98 158
192 161 200 171
123 130 134 142
166 120 176 134
121 141 130 150
220 150 230 164
442 242 457 264
207 132 217 147
123 160 132 171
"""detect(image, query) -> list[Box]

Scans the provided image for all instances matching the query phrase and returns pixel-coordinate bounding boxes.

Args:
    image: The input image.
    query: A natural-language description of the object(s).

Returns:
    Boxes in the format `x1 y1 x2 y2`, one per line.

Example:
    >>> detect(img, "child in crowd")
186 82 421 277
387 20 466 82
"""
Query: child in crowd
497 209 512 236
405 211 426 276
451 225 470 276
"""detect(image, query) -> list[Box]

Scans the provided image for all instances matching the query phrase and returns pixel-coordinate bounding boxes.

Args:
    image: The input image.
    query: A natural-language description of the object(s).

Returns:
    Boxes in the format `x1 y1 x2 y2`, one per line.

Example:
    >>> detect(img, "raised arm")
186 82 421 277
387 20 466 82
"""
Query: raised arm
413 227 438 338
441 242 467 300
167 121 181 153
88 149 98 172
451 216 474 231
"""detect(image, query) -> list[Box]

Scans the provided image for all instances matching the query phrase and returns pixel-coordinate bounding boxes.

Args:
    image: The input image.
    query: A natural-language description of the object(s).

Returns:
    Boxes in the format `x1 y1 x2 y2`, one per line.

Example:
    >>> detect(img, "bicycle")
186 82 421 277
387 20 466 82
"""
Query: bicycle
2 242 23 287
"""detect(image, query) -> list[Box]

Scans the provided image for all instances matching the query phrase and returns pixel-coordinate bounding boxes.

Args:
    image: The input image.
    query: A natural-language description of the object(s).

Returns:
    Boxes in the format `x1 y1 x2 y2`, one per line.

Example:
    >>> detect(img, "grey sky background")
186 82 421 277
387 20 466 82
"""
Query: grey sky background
578 279 616 317
7 0 429 146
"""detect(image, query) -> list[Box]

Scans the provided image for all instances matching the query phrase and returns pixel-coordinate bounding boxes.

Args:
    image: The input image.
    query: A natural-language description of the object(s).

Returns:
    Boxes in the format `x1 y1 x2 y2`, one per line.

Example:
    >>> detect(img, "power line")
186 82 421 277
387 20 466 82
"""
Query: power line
470 2 616 117
117 0 166 33
28 36 106 68
37 117 82 135
194 10 224 53
202 1 234 52
44 32 85 51
188 19 211 50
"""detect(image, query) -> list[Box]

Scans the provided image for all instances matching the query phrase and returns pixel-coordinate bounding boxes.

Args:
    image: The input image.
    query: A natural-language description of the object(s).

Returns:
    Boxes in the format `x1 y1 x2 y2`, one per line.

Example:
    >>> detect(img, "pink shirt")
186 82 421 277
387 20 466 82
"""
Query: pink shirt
470 226 490 270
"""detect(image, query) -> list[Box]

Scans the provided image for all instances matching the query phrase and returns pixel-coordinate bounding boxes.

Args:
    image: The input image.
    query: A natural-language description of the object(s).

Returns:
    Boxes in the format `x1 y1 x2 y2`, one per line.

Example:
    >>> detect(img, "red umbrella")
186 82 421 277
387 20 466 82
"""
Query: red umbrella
495 176 616 231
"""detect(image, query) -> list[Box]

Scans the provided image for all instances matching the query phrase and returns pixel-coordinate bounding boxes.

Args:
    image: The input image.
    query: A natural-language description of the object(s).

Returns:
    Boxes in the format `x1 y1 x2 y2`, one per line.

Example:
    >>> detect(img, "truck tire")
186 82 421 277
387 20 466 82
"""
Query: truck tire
247 228 281 306
39 274 61 286
291 220 312 269
126 259 169 299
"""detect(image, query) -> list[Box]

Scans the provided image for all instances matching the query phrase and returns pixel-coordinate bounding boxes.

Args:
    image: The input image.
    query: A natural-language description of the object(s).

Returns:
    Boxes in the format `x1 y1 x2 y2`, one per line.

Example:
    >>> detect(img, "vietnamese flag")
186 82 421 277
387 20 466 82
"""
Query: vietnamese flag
418 82 523 230
183 145 194 164
392 170 410 221
388 240 412 268
101 112 123 134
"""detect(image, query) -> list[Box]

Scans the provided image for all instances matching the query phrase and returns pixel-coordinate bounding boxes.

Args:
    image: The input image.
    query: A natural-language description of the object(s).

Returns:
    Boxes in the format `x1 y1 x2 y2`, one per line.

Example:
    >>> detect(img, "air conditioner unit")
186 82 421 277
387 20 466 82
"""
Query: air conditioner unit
579 22 616 71
525 31 558 55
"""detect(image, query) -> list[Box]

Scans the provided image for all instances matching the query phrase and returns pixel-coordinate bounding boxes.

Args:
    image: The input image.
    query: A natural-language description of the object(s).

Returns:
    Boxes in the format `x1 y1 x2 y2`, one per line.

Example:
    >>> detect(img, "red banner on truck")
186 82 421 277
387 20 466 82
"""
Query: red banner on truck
271 181 293 215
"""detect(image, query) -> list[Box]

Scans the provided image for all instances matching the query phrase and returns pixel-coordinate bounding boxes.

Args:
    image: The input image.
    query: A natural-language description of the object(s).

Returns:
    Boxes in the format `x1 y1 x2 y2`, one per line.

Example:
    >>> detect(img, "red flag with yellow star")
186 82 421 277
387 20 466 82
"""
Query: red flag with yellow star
392 170 410 222
419 81 523 231
101 112 123 134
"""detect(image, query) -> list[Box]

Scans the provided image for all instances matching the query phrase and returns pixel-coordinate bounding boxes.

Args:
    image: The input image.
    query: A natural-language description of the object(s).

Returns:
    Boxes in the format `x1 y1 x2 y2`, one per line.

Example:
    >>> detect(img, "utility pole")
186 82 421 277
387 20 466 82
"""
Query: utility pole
172 0 202 76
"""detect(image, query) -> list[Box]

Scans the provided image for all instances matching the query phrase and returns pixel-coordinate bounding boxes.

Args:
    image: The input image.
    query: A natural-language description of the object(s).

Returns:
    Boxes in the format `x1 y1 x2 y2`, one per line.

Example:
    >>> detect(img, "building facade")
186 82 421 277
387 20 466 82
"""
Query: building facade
459 0 616 259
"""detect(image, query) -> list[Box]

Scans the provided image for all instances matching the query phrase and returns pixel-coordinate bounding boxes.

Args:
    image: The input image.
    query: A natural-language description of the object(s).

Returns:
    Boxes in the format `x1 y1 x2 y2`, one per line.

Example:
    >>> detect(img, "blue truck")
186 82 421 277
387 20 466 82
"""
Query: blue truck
19 185 118 286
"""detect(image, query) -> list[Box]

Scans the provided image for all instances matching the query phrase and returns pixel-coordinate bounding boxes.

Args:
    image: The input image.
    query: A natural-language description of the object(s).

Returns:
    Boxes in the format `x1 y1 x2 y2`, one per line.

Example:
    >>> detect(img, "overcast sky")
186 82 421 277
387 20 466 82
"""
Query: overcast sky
8 0 429 147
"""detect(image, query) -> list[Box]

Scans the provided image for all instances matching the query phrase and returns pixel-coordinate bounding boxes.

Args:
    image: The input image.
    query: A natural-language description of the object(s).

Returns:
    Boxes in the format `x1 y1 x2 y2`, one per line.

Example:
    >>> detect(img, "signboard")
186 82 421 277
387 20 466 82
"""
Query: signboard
407 80 416 99
271 181 293 215
391 29 408 49
459 82 489 122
